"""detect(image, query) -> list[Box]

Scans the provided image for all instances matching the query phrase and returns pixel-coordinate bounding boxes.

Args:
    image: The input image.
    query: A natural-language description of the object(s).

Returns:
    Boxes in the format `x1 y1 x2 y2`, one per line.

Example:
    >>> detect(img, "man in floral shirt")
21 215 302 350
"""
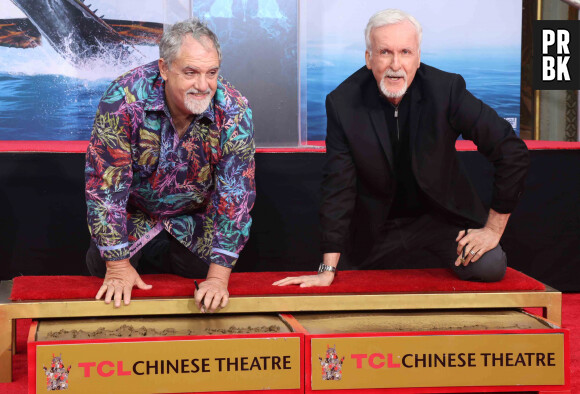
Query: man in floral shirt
85 19 255 311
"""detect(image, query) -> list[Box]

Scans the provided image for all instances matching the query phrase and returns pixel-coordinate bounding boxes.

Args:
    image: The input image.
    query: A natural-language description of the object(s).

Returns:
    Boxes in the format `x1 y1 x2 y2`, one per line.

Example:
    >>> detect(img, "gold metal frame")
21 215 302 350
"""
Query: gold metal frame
0 280 561 383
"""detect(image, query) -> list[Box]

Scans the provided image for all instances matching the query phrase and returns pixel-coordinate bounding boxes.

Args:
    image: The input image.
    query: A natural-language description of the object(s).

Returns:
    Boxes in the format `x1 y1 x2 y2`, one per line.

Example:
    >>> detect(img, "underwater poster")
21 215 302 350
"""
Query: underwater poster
0 0 298 146
0 0 164 141
303 0 523 141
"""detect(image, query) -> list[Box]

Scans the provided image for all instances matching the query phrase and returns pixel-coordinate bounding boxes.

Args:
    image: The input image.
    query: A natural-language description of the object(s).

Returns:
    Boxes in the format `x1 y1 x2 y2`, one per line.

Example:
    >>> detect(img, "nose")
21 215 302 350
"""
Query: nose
194 75 209 92
390 54 401 70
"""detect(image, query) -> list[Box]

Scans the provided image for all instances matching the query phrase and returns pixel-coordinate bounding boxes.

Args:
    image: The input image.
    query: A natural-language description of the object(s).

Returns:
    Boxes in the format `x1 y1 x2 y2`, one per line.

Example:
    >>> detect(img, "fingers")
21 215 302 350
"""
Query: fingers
469 247 481 263
194 287 206 312
455 237 491 266
136 277 153 290
456 227 502 266
274 274 334 287
208 293 223 313
123 286 132 306
273 276 308 286
113 286 123 308
455 244 477 266
220 293 230 309
104 285 115 305
455 229 467 242
96 273 150 308
199 290 228 313
195 283 229 313
95 284 108 300
456 232 471 256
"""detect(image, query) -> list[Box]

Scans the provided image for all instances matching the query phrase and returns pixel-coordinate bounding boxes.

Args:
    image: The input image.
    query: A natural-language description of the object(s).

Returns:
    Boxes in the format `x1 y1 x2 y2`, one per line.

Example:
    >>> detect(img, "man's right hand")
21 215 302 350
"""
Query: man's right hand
272 252 339 288
95 259 152 307
272 271 335 287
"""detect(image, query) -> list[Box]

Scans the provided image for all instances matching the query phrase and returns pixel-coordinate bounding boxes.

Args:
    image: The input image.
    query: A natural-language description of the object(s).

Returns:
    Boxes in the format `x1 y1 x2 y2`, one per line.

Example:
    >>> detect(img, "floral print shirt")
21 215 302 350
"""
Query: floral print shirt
85 61 255 269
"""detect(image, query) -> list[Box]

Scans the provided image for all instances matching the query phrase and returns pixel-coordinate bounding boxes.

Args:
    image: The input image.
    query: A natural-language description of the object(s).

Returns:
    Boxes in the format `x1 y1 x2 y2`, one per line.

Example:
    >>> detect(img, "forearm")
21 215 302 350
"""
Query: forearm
322 252 340 269
484 208 511 238
210 108 255 268
320 95 357 252
86 105 133 259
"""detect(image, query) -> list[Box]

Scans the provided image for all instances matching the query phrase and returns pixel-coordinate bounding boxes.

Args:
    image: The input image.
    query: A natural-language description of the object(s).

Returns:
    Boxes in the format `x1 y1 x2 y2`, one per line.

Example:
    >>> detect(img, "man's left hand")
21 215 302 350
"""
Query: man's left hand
194 263 231 313
195 277 229 313
455 227 501 266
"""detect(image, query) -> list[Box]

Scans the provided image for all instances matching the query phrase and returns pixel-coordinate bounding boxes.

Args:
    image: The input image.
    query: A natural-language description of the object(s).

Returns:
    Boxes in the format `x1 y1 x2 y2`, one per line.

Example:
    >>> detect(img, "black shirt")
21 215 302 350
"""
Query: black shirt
380 91 427 220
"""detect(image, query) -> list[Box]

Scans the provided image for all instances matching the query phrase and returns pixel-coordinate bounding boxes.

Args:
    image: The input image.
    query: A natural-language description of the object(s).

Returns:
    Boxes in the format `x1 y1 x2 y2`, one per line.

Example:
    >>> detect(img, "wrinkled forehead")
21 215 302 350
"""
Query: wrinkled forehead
370 20 420 50
173 35 221 67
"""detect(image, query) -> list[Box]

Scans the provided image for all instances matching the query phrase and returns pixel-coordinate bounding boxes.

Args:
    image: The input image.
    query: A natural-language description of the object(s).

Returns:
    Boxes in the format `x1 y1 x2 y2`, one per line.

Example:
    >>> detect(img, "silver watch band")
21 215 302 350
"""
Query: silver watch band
318 263 337 274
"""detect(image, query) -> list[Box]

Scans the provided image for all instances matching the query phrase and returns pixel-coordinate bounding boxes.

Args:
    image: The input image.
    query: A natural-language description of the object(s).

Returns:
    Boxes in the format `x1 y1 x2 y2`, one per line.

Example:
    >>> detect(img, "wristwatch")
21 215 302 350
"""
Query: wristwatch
318 263 337 275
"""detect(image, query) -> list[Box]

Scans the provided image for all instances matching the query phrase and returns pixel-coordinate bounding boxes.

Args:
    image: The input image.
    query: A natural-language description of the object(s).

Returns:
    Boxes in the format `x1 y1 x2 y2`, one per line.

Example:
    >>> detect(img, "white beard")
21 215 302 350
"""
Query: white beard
379 69 408 99
184 88 213 114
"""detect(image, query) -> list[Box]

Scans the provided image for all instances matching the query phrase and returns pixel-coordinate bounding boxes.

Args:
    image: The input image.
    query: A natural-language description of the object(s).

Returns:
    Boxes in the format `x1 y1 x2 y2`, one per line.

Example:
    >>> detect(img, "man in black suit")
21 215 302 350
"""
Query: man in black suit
274 9 529 288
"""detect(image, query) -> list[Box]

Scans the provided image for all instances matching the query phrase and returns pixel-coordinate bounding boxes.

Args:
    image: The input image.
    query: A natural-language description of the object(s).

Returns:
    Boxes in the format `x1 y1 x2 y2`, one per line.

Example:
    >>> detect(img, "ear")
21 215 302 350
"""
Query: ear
159 58 169 80
365 50 372 70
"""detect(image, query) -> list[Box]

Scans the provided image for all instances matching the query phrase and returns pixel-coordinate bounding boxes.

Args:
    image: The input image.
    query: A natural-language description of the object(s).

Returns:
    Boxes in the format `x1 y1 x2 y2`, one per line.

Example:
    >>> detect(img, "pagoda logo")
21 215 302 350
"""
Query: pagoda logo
43 353 71 390
319 345 345 380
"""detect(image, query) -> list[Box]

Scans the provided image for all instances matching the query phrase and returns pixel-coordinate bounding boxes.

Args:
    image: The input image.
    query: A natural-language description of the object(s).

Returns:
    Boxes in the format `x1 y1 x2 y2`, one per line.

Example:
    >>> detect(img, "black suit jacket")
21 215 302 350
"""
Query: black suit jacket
320 64 529 260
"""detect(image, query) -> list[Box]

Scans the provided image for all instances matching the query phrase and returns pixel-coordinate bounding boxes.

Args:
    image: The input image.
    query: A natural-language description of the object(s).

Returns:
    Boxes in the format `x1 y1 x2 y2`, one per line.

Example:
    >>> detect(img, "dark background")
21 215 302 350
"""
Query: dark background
0 150 579 291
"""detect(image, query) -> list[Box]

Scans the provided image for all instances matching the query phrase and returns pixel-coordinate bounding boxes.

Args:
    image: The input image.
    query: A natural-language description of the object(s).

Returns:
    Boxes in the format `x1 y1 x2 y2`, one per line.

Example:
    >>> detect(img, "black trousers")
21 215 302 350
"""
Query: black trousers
86 230 209 279
357 213 507 282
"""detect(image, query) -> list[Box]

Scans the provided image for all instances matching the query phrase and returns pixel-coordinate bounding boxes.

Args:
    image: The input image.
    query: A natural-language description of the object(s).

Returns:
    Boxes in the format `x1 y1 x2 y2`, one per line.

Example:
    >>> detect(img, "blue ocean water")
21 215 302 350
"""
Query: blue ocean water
0 40 158 141
0 73 108 140
305 48 521 141
0 0 295 143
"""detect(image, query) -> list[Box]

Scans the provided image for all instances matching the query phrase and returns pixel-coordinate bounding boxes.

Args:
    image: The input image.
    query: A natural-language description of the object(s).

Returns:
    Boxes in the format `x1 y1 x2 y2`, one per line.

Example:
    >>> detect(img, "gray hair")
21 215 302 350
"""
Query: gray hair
159 18 222 66
365 9 422 53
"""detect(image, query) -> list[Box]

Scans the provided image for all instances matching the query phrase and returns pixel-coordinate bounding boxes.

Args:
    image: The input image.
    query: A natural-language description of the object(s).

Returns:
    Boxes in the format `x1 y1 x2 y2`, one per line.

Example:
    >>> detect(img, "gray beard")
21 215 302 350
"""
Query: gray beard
379 69 408 99
379 77 408 99
185 94 212 115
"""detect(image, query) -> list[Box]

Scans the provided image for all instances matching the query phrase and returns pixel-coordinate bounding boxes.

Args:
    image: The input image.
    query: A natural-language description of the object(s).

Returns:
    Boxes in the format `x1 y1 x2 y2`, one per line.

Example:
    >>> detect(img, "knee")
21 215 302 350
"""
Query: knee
476 245 507 282
454 245 507 283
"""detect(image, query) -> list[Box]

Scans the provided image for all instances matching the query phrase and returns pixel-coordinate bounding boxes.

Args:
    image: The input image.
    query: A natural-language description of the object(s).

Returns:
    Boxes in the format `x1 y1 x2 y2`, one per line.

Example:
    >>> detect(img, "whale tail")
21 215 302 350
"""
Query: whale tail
0 0 163 66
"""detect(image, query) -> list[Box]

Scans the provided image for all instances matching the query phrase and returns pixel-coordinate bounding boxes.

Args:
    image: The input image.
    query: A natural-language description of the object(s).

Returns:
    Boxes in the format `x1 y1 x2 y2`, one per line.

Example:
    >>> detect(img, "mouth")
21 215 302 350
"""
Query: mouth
186 88 212 100
187 92 209 100
383 69 406 84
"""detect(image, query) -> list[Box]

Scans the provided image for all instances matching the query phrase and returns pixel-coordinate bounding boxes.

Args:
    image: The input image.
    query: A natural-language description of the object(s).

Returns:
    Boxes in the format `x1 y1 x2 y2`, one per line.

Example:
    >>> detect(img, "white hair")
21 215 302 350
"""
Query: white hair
160 18 222 66
365 9 422 53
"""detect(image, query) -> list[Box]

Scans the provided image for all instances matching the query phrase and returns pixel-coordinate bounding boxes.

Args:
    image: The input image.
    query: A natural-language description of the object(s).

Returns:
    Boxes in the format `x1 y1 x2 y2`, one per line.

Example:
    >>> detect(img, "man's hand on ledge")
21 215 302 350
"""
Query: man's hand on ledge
272 271 335 288
195 263 231 313
273 252 339 287
95 259 152 307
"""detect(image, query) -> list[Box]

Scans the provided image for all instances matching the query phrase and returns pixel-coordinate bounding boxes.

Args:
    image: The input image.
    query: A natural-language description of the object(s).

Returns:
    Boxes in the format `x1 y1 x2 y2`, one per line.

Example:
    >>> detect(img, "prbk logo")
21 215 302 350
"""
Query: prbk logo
533 20 579 90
